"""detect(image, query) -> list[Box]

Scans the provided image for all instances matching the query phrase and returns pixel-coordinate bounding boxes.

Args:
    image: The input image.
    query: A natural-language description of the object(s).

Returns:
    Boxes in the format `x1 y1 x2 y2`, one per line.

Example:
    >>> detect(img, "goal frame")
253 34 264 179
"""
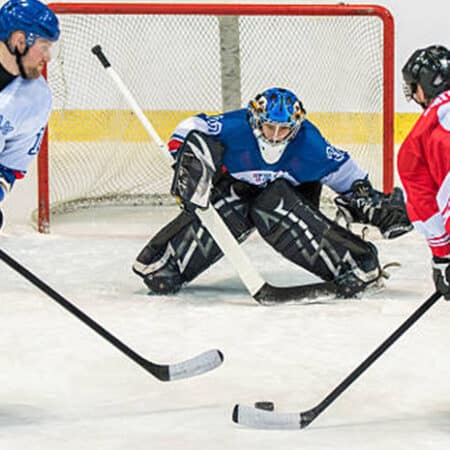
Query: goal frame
38 2 394 233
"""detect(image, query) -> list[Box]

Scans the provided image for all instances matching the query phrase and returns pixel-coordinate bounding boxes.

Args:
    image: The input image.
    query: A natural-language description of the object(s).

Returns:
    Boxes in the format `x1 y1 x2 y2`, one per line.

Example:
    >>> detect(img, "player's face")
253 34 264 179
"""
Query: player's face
21 38 55 79
261 123 292 143
413 84 427 107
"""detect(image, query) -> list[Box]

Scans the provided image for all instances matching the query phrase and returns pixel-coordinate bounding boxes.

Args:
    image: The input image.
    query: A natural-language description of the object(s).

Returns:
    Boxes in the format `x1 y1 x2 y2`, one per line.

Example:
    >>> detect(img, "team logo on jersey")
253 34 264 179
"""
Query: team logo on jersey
326 145 345 162
206 116 222 135
0 115 14 135
235 170 297 187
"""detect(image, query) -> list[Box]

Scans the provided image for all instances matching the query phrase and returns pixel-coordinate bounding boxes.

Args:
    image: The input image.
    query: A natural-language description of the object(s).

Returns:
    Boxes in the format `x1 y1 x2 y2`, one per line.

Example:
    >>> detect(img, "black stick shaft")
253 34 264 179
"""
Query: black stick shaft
301 290 442 427
0 248 161 377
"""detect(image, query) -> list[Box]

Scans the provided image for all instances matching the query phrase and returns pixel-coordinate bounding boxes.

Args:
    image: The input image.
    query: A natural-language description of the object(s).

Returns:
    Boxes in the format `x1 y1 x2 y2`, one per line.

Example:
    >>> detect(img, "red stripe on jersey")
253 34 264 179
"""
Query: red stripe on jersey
168 138 183 152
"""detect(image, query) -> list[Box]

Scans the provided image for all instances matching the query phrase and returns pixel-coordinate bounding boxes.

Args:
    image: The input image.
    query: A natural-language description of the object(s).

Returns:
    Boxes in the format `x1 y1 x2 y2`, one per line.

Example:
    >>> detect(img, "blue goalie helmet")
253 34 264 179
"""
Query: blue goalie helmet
247 87 306 143
0 0 60 47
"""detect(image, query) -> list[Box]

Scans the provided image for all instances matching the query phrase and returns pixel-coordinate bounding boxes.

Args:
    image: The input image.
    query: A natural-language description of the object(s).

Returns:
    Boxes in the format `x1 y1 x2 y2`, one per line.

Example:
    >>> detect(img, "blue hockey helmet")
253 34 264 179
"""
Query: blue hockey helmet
0 0 60 47
247 87 305 139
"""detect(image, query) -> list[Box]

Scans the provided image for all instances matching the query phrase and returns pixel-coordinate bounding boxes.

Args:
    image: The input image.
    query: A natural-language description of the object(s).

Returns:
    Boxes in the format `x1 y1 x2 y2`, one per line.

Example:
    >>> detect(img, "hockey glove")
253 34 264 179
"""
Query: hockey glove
334 179 413 239
171 131 224 210
432 256 450 300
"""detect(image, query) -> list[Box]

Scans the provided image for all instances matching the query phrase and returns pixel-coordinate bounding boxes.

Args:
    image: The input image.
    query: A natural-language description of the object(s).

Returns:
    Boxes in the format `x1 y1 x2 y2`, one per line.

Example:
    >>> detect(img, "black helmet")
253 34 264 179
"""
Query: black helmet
402 45 450 105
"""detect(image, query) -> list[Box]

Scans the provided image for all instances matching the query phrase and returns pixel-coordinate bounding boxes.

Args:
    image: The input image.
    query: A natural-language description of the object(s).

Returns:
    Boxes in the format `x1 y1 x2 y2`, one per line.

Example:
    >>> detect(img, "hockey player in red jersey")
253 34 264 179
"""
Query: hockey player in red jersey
398 45 450 299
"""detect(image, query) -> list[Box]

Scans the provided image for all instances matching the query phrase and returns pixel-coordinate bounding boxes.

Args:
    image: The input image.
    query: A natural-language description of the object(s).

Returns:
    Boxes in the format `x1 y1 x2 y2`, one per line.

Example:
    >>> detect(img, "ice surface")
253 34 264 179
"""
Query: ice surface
0 205 449 450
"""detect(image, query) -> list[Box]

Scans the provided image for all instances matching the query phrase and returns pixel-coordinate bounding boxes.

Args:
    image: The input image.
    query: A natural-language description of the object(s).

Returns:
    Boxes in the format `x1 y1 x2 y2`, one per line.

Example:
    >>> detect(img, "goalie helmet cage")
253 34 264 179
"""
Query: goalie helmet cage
37 3 394 233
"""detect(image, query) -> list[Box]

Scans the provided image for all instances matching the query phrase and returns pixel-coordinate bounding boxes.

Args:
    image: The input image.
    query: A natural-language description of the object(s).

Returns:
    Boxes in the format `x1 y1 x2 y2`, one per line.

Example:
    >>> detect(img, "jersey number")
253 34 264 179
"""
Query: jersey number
27 127 45 156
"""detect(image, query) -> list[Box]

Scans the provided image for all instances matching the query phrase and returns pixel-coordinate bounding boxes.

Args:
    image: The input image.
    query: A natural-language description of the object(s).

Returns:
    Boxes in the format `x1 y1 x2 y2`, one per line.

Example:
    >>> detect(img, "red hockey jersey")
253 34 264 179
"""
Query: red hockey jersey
397 89 450 257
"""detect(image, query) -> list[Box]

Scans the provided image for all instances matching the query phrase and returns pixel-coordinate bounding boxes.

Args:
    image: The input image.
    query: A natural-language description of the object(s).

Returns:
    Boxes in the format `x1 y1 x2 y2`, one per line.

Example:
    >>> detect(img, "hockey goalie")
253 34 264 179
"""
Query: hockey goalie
132 87 412 298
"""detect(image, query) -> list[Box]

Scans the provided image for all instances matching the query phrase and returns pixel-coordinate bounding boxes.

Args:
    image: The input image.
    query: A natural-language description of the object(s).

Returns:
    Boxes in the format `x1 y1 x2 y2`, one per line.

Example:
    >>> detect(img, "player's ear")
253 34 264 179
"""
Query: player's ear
9 31 26 53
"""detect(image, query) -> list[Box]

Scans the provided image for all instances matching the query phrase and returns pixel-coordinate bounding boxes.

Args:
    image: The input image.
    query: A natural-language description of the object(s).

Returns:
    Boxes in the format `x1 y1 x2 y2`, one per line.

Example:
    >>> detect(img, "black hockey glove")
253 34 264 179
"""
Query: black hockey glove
334 179 413 239
432 256 450 300
171 131 225 210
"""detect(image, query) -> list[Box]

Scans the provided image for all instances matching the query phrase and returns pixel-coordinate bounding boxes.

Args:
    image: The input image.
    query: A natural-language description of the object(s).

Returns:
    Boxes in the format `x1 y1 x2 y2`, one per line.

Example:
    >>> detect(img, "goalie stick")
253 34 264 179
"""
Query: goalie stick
0 248 223 382
232 290 442 429
91 44 338 305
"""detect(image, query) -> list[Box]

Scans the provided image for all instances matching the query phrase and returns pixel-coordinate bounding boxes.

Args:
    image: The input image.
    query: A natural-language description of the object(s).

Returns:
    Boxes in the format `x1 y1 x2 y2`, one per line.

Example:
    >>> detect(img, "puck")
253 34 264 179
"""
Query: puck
254 401 275 411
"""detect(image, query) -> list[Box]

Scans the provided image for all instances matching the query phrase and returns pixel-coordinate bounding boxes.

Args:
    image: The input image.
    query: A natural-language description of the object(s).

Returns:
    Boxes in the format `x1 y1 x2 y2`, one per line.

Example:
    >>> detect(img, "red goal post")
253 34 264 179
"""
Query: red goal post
38 3 394 233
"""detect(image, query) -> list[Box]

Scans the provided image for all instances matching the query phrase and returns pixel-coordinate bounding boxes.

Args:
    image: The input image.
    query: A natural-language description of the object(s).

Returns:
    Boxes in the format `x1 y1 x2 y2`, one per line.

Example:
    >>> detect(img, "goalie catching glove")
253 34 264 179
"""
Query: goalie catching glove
171 131 225 210
334 179 413 239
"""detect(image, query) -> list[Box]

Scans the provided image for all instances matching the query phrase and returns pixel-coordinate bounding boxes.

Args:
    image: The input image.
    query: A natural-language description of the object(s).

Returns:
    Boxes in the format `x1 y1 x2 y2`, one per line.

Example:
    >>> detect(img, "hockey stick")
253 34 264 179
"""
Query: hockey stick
0 248 223 381
232 290 442 429
91 45 337 305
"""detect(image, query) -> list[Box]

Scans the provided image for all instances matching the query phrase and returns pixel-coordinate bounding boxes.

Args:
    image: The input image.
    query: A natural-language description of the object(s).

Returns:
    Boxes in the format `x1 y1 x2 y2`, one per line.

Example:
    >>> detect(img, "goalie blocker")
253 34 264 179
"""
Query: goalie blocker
133 132 382 298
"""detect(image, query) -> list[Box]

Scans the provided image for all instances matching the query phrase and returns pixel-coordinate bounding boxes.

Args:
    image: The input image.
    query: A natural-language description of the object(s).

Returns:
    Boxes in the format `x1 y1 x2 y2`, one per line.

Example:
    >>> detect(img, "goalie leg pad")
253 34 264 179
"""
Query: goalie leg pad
133 176 255 293
133 211 223 293
250 179 381 294
133 212 193 294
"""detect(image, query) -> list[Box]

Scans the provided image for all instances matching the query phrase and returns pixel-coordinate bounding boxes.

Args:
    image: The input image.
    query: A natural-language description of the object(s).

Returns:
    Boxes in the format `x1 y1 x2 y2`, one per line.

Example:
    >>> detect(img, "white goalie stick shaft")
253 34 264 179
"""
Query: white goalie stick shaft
91 45 337 304
91 45 266 295
0 248 223 381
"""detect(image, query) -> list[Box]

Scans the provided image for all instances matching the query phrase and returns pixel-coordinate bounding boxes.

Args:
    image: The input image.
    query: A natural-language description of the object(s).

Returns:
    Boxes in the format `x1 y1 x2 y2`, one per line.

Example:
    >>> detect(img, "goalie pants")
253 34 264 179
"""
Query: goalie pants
133 175 380 293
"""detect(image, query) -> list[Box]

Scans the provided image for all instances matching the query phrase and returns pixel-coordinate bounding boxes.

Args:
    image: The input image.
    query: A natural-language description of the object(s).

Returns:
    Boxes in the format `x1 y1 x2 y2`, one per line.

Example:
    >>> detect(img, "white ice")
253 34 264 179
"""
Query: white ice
1 204 449 450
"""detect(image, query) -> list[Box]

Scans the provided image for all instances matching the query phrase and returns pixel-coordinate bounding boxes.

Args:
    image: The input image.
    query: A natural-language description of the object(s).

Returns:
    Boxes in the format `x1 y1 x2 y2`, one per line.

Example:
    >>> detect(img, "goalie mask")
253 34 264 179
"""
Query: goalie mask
402 45 450 108
248 87 305 164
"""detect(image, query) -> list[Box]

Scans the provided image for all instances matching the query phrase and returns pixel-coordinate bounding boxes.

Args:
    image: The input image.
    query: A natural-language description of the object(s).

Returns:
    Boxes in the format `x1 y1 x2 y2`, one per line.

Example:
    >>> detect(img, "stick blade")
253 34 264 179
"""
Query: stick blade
232 404 301 430
254 281 336 305
168 349 224 381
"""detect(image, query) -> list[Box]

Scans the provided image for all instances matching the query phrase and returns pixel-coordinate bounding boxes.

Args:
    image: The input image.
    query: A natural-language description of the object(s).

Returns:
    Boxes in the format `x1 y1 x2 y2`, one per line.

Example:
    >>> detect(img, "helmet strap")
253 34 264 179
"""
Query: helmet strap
13 45 30 79
13 48 29 79
3 38 15 56
414 98 429 110
3 36 30 78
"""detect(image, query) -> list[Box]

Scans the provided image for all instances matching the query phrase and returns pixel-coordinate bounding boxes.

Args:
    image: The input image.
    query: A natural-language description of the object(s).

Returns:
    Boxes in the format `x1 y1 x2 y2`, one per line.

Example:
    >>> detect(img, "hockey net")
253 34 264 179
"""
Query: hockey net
37 3 394 233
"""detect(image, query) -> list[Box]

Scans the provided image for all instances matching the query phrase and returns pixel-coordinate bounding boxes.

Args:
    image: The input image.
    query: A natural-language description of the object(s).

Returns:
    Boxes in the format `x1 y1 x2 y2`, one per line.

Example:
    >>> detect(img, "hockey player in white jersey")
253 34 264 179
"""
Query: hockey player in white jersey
0 0 60 227
133 87 412 298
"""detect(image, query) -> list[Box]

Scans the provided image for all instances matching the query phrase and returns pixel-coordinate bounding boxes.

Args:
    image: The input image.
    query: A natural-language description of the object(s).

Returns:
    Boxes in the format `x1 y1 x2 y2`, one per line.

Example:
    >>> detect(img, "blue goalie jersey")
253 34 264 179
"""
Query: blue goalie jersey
168 109 367 195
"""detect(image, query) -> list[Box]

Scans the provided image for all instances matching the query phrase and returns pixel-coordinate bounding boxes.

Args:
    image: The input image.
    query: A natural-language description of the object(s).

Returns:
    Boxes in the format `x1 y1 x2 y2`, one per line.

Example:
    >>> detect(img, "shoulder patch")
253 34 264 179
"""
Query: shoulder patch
206 116 223 134
326 145 346 162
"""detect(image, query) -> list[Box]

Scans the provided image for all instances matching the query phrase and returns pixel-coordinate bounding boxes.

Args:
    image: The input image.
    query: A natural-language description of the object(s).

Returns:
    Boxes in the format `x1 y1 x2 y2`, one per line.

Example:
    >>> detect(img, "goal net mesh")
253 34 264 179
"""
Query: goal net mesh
39 5 391 230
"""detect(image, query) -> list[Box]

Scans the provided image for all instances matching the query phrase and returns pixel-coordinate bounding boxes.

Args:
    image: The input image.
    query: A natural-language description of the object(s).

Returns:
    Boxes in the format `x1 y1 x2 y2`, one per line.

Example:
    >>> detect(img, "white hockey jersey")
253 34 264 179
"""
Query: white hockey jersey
0 75 51 174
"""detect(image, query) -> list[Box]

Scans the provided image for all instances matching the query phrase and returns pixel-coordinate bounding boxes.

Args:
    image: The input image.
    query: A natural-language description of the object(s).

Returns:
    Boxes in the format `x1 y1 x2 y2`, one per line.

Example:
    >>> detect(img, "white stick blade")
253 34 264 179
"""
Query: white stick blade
168 349 223 381
233 404 301 430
